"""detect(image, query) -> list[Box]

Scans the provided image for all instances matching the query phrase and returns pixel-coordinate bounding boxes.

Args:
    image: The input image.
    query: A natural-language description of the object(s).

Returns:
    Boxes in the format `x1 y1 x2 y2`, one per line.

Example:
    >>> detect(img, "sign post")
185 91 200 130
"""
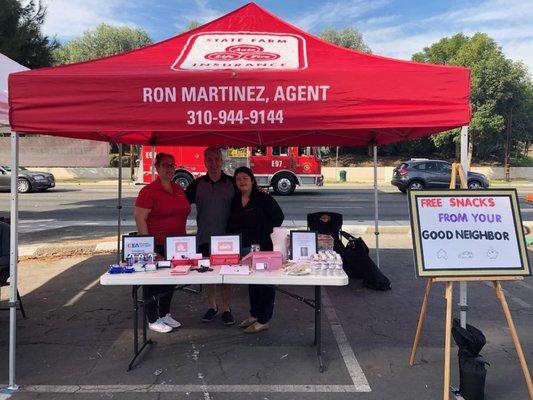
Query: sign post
407 169 532 400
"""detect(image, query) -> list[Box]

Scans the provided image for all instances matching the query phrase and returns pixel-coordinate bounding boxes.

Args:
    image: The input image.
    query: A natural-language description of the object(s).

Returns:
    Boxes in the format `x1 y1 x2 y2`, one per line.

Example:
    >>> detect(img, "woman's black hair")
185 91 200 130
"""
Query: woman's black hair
234 166 259 193
154 152 174 166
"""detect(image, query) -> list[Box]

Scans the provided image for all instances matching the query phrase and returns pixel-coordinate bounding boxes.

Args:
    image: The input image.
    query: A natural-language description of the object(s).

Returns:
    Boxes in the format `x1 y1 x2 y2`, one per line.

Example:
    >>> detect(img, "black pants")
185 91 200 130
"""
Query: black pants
249 284 275 324
0 266 9 285
143 244 174 323
198 243 210 257
143 285 174 323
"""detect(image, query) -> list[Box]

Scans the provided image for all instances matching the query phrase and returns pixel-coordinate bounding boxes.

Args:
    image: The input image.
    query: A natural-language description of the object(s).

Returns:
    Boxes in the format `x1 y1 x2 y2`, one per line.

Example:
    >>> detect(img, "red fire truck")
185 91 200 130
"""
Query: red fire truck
137 146 323 195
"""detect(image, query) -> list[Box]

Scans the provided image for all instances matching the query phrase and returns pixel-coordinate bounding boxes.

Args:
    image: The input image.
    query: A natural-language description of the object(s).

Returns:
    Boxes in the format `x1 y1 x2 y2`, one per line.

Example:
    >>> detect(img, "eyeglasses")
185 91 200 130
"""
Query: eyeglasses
159 163 176 169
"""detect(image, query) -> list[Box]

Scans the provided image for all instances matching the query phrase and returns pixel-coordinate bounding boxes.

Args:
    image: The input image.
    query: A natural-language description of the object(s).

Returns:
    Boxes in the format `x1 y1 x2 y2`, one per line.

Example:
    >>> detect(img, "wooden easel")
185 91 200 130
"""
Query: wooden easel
408 163 533 400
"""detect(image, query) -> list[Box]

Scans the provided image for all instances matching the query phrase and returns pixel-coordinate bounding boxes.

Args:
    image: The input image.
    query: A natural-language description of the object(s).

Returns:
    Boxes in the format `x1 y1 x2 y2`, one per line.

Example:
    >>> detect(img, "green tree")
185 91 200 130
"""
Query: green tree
53 23 152 64
412 33 533 163
185 21 201 31
318 27 371 53
0 0 58 67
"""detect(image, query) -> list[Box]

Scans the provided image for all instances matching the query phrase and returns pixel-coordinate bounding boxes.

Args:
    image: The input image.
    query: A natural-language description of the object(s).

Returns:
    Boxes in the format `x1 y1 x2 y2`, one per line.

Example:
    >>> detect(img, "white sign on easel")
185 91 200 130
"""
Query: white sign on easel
409 189 530 277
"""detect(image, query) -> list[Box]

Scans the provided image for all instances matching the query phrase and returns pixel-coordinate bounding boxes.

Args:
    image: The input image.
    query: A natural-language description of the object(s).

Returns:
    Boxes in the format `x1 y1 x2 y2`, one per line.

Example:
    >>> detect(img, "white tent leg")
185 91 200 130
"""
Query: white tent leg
9 131 19 391
373 144 380 267
460 125 469 328
335 146 339 180
117 144 123 264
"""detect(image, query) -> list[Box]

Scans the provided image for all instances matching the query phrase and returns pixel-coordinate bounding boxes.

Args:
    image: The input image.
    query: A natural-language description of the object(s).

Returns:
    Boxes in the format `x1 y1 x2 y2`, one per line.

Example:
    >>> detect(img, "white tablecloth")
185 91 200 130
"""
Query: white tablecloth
100 266 348 286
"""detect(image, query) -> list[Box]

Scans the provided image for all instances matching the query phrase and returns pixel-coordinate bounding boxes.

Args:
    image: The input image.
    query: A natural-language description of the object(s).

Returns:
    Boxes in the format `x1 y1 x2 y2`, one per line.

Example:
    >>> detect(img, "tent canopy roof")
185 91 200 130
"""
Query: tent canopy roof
8 2 470 146
1 53 28 126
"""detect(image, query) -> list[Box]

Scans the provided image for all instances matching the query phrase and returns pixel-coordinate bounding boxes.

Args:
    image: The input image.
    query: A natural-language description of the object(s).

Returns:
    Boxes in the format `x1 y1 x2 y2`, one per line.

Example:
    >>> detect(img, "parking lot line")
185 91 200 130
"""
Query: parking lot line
323 288 371 391
482 281 532 308
63 277 100 307
13 384 361 393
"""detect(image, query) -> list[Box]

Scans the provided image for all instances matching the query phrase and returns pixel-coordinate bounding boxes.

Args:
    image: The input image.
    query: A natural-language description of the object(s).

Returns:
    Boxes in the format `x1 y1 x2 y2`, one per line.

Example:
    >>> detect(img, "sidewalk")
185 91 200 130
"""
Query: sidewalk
18 219 533 258
17 221 412 258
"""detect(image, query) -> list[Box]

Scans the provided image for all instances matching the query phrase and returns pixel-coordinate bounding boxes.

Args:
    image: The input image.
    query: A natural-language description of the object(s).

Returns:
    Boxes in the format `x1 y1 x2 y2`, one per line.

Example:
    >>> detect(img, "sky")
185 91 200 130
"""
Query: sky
38 0 533 73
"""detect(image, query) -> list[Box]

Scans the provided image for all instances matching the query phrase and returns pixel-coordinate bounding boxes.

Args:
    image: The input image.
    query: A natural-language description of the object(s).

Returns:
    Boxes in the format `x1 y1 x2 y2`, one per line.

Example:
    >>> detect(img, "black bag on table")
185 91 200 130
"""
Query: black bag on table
340 231 391 291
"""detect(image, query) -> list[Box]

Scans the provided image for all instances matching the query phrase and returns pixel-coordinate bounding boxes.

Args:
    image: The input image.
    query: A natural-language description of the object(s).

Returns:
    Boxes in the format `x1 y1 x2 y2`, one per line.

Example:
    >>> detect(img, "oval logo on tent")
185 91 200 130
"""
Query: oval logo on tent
242 52 280 61
204 52 243 61
226 45 264 53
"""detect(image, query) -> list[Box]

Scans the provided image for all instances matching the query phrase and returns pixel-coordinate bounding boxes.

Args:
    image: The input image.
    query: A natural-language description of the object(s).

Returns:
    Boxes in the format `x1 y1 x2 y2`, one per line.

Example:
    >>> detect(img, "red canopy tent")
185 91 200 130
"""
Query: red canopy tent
8 2 470 146
5 2 472 391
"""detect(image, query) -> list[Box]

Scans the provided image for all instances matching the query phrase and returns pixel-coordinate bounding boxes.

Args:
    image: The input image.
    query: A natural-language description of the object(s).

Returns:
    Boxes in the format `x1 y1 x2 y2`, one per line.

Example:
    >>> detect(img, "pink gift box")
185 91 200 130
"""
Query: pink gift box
241 251 283 271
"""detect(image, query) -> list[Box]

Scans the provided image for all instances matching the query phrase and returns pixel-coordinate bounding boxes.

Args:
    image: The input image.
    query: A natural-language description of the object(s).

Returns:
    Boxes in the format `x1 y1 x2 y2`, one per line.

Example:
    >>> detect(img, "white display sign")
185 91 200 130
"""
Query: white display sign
166 235 197 260
210 235 241 255
409 190 530 277
122 235 155 261
290 231 317 261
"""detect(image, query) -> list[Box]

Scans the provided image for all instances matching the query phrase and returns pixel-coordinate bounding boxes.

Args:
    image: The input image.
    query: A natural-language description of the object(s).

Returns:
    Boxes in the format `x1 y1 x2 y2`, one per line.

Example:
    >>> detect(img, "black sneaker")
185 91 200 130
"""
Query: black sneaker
221 309 235 326
202 308 218 322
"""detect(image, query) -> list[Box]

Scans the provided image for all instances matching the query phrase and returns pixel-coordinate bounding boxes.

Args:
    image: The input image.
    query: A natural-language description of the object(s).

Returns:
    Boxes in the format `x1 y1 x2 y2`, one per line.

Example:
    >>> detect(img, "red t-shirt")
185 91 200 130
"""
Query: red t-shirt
135 178 191 245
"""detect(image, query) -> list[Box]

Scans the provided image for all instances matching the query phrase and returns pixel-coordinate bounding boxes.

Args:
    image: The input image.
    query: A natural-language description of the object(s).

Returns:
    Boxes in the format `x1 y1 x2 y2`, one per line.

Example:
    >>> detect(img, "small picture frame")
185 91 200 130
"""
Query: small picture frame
122 235 155 261
210 235 241 255
290 231 318 261
166 235 197 260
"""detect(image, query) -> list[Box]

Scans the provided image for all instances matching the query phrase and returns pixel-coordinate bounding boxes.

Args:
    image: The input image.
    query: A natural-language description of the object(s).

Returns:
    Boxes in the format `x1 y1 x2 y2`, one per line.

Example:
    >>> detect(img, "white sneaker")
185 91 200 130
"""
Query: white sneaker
148 318 172 333
161 313 182 328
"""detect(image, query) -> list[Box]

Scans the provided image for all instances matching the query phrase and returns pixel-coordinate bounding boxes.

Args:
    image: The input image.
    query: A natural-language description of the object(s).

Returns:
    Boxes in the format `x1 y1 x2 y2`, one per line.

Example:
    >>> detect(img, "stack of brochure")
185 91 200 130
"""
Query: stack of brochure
170 265 191 275
219 265 250 275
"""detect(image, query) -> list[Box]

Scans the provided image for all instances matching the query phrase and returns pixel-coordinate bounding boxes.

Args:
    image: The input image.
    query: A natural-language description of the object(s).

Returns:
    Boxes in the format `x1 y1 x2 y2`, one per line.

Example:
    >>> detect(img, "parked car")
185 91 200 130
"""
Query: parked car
391 159 489 193
0 166 55 193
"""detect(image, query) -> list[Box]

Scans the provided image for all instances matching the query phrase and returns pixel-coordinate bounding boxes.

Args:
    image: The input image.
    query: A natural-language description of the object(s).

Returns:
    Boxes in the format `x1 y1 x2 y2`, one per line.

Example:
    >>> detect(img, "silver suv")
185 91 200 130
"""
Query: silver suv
391 159 489 193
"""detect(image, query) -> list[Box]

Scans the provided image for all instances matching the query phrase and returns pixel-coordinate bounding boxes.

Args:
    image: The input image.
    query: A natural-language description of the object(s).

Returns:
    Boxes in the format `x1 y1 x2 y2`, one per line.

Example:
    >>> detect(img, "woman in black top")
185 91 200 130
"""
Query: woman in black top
227 167 284 333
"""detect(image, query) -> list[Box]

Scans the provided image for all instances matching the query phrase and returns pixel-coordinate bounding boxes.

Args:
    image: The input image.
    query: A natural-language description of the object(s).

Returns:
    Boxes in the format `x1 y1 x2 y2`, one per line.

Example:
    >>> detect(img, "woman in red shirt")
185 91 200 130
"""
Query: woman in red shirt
134 153 191 333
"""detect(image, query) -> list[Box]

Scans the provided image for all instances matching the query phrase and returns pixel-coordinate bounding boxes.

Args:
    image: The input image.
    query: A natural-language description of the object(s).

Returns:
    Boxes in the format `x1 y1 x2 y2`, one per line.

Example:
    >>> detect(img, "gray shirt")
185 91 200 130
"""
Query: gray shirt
186 173 236 246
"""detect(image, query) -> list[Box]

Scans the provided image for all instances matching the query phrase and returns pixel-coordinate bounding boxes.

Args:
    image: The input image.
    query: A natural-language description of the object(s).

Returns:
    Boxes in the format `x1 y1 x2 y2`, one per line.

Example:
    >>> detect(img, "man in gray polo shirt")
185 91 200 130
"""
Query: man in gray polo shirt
186 147 236 325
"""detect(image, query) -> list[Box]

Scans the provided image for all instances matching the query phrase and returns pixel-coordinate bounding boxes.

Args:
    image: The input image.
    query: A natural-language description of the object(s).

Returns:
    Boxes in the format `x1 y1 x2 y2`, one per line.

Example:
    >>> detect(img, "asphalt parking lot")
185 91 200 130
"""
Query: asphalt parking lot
1 234 532 400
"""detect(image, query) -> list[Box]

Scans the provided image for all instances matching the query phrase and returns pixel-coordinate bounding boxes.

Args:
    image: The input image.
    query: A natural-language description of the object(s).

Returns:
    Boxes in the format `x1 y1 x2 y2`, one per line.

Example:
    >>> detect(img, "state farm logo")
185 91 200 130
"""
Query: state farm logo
172 32 307 70
204 45 280 62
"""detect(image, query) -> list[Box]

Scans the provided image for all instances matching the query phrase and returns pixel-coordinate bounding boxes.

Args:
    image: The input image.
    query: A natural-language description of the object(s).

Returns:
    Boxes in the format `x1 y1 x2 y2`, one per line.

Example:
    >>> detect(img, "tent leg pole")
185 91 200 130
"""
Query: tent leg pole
150 145 155 183
373 144 380 268
335 146 339 181
9 131 19 391
459 126 469 328
117 144 123 264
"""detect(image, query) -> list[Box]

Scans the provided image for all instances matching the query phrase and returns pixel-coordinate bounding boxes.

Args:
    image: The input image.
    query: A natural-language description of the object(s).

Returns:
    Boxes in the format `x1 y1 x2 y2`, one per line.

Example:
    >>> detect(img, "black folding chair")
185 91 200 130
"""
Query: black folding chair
0 275 27 318
306 211 349 254
1 219 26 318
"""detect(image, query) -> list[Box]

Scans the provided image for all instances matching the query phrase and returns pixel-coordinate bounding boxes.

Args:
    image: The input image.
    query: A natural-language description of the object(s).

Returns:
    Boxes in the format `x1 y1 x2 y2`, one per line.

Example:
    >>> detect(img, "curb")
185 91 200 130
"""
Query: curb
16 220 533 258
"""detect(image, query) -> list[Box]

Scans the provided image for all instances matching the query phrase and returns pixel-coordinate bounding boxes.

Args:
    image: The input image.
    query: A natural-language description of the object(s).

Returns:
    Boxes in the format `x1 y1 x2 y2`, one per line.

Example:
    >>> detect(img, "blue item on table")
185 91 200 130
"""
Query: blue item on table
108 265 135 274
108 265 124 274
